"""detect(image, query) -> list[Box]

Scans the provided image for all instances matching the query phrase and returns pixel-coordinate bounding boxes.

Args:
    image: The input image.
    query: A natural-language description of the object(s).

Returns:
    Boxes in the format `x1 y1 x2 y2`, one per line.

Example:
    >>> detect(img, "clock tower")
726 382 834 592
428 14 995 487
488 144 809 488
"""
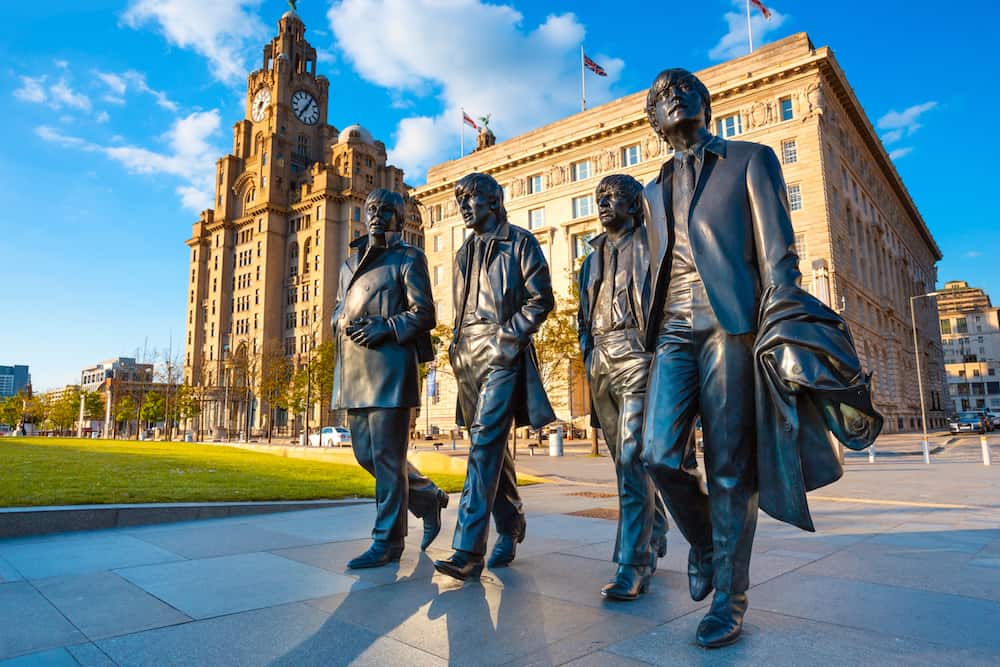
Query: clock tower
183 7 420 439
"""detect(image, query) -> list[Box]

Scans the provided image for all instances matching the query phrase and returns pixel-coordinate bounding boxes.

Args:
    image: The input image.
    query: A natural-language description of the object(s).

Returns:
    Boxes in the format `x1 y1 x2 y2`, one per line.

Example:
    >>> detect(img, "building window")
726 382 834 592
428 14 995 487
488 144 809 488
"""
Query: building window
571 195 594 219
792 233 806 260
433 265 443 286
715 113 742 138
940 319 952 334
502 185 511 202
433 234 442 253
572 231 597 262
528 174 544 194
974 369 982 377
781 139 798 164
957 317 969 334
780 96 794 121
353 206 361 222
787 184 802 211
570 160 591 182
528 207 545 229
622 144 642 166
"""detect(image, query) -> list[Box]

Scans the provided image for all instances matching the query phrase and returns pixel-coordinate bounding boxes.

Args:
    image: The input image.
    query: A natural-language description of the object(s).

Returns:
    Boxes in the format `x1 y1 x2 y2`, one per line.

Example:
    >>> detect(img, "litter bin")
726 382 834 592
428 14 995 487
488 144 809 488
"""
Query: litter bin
549 425 564 457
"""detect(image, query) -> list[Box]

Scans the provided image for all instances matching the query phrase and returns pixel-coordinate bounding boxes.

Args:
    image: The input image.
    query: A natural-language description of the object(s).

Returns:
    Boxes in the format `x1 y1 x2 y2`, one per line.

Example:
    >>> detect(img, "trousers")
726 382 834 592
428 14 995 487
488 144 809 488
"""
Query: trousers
348 407 442 546
450 324 525 556
589 329 669 565
642 280 758 593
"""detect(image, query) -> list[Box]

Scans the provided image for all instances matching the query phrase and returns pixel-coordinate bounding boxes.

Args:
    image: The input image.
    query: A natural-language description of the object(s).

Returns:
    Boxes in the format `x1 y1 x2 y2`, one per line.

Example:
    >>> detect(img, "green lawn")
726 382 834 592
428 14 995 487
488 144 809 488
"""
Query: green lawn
0 437 468 507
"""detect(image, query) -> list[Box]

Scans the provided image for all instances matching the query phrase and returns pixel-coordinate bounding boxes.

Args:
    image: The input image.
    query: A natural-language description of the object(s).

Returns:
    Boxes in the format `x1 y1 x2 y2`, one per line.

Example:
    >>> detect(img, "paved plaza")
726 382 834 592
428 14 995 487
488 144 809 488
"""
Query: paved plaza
0 433 998 665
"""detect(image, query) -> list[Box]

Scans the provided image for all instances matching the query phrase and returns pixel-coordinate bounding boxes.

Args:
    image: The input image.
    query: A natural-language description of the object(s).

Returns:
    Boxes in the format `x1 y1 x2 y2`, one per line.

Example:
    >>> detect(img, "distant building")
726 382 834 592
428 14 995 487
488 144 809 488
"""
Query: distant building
413 32 946 434
937 280 1000 413
80 358 154 393
0 365 30 397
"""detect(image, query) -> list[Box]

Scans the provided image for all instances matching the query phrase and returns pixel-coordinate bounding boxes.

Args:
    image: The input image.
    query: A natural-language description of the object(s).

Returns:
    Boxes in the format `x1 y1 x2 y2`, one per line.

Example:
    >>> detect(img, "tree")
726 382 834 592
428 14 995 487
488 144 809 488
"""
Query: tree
82 391 104 422
0 394 22 428
114 395 136 437
174 383 200 438
140 391 165 428
258 340 292 442
157 346 183 440
46 388 81 434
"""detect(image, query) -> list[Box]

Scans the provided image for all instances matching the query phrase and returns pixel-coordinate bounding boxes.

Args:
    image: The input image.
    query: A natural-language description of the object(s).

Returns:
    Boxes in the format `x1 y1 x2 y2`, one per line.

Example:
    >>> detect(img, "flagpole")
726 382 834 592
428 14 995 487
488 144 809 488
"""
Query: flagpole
580 45 586 112
746 0 754 53
460 107 465 157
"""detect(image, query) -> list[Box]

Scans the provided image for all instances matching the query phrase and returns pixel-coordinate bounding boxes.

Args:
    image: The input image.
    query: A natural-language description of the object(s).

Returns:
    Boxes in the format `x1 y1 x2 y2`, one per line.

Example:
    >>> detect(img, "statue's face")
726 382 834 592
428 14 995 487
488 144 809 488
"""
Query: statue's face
653 76 705 133
366 197 397 238
457 190 496 232
596 189 632 230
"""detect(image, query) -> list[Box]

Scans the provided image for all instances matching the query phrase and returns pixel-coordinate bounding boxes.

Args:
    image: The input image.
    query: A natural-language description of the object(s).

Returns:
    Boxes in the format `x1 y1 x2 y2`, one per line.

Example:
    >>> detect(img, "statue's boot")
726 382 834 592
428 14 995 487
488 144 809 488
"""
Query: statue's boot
433 550 484 581
688 546 714 601
487 516 526 568
420 489 450 551
347 541 403 570
601 564 652 601
696 591 748 648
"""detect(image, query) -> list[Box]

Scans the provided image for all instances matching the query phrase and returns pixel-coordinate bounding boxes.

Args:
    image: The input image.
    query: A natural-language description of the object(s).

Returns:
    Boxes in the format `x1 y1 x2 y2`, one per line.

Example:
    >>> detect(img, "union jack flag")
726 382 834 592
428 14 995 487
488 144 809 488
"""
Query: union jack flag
583 54 607 77
462 111 478 130
750 0 773 20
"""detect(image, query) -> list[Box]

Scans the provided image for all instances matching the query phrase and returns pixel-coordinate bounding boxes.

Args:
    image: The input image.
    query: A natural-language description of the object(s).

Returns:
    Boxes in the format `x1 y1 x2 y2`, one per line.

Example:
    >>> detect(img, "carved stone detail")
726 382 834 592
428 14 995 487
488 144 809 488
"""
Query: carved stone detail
511 178 525 197
546 165 566 188
746 100 774 129
801 82 824 119
644 135 663 158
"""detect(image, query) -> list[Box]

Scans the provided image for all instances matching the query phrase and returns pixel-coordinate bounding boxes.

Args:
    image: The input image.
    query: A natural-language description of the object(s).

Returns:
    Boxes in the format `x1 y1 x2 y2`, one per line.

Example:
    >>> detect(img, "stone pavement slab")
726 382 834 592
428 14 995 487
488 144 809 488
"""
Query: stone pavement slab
125 519 324 559
32 571 190 640
0 532 182 580
116 552 369 619
0 582 85 660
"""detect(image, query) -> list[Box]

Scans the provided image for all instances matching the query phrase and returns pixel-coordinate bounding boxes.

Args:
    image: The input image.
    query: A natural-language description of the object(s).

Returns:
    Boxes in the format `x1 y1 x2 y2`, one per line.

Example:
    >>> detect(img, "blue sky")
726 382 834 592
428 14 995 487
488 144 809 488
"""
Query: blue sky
2 0 997 390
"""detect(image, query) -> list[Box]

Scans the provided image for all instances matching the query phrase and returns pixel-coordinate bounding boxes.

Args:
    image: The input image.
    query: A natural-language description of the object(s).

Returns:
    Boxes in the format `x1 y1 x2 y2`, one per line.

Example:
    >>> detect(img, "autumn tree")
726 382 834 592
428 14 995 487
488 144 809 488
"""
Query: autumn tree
114 395 137 437
258 339 292 442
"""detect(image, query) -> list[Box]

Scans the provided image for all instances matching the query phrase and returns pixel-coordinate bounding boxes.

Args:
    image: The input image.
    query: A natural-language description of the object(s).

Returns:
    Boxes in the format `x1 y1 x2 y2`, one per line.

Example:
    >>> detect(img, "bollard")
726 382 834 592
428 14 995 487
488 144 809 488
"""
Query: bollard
981 433 992 466
549 425 564 457
868 443 876 463
921 439 931 465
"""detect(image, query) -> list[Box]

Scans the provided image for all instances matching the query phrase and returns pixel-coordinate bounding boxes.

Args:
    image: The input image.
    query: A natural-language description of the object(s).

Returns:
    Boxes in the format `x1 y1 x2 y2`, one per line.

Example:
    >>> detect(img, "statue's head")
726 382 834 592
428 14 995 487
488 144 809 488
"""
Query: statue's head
365 188 405 241
454 172 506 234
645 68 712 146
595 174 644 231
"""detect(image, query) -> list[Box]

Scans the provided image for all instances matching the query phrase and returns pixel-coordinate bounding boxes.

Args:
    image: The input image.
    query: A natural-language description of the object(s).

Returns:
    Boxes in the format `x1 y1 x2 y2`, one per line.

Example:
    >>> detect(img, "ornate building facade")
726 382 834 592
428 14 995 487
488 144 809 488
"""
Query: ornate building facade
413 33 946 435
183 8 419 437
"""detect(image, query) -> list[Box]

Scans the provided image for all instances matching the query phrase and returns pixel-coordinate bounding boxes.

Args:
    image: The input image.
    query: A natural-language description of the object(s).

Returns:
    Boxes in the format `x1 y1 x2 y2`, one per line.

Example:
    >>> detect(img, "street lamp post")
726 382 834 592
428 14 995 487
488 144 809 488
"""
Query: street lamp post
910 291 943 464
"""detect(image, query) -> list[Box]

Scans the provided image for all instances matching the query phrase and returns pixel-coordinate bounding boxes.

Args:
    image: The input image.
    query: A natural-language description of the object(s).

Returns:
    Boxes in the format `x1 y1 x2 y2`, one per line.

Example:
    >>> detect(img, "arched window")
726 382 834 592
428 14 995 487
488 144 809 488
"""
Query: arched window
245 188 255 205
288 242 299 278
296 135 308 158
302 239 311 274
254 133 264 156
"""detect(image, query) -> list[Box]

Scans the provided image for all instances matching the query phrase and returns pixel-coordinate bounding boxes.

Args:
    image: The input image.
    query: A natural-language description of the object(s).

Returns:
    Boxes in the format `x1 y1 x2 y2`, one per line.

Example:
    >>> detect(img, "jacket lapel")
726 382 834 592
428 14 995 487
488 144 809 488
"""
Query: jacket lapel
586 234 606 322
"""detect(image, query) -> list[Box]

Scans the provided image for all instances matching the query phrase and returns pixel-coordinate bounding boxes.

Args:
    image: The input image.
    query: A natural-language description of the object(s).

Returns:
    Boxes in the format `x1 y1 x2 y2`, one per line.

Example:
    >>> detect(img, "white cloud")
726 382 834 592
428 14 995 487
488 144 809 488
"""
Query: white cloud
13 75 47 103
327 0 624 180
35 110 223 211
877 101 936 142
49 79 92 111
96 111 111 124
123 0 267 84
96 70 179 112
710 0 789 60
965 250 983 258
54 59 69 70
889 147 913 160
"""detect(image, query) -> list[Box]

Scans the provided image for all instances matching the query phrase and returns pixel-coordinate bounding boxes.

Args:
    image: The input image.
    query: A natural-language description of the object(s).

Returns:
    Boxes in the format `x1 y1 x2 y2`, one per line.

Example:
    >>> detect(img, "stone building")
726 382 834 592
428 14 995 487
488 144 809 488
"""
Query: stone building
412 33 946 435
936 280 1000 414
182 8 419 437
80 357 153 394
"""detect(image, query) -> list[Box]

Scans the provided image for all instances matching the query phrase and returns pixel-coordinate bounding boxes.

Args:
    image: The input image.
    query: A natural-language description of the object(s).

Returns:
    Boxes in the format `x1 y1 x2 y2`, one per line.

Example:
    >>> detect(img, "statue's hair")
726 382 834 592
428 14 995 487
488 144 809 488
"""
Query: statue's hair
453 172 508 226
365 188 406 231
645 68 712 145
595 174 644 226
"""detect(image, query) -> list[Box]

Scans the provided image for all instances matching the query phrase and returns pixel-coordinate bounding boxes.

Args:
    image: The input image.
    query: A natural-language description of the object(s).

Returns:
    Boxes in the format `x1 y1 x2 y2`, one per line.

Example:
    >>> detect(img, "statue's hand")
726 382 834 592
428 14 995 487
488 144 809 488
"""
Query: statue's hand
349 315 392 348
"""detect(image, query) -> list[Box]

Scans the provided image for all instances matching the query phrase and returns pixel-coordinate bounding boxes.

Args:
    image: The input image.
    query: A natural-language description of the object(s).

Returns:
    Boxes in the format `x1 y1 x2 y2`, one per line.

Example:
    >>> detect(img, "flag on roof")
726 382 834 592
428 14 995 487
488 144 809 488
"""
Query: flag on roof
583 54 607 77
750 0 773 20
462 111 478 130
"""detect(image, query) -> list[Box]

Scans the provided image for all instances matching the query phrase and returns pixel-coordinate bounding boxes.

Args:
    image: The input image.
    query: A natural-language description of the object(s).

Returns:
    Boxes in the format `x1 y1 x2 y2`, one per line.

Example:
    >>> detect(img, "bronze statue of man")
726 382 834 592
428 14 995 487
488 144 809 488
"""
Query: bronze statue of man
640 69 880 648
577 174 669 601
433 172 556 581
331 188 449 569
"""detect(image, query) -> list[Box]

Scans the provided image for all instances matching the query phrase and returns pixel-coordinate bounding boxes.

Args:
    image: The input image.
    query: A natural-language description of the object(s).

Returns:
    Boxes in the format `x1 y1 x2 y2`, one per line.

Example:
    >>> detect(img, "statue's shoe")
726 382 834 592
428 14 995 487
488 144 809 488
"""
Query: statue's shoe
696 591 748 648
487 517 526 568
420 489 450 551
433 551 484 581
688 547 714 602
601 564 652 601
346 542 403 570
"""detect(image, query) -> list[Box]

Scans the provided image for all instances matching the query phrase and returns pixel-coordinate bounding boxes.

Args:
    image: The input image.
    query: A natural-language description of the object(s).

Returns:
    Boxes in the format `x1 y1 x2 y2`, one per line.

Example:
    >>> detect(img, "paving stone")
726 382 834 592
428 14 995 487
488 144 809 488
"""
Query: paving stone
523 513 618 544
276 538 442 587
0 647 78 666
0 583 84 661
64 644 116 667
309 576 629 666
116 551 371 619
0 556 22 583
749 571 1000 651
97 601 444 666
608 607 999 666
129 520 322 559
0 532 182 580
33 571 190 640
559 651 653 666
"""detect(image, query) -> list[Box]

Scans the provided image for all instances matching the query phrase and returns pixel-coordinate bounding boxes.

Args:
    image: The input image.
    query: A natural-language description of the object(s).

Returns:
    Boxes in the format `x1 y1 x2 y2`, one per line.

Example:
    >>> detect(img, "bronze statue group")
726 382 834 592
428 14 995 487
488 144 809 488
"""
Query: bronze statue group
331 69 882 649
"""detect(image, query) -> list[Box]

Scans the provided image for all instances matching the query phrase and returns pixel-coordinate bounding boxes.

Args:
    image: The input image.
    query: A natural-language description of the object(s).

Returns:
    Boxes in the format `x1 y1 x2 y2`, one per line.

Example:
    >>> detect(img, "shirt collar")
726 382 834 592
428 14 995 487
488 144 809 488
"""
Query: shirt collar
676 133 726 162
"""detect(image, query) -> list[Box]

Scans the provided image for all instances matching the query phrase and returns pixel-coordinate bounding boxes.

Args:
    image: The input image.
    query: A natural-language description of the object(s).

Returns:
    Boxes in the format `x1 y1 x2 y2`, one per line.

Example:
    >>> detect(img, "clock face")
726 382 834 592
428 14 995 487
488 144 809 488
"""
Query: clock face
251 88 271 122
291 90 320 125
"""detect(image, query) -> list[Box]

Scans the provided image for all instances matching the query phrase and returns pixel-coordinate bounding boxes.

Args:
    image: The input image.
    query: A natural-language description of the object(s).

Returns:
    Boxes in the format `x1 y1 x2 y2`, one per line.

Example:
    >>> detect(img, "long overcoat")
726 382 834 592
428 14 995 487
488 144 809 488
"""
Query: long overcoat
331 235 435 410
451 221 556 430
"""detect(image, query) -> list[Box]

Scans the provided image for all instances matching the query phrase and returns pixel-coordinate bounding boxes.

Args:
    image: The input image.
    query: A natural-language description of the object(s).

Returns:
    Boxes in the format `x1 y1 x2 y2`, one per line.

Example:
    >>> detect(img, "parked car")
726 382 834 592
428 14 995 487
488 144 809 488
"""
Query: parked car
308 426 352 447
982 411 1000 431
950 412 987 435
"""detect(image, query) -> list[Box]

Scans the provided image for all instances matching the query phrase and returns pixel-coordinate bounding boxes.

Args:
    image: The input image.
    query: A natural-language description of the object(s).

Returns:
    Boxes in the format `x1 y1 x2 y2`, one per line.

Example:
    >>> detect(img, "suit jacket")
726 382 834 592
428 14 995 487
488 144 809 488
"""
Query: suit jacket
576 226 651 427
754 283 883 531
451 220 556 430
642 135 801 348
331 235 436 410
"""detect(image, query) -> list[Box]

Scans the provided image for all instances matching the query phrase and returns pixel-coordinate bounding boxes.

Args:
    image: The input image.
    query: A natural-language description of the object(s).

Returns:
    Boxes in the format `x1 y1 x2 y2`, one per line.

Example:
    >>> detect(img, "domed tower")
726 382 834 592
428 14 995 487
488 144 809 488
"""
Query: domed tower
183 6 417 439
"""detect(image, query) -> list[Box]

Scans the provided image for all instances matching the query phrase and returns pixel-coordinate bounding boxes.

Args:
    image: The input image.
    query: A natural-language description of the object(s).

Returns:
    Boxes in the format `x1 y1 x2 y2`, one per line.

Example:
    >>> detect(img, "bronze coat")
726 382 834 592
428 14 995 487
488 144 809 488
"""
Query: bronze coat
451 221 556 430
331 235 435 410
